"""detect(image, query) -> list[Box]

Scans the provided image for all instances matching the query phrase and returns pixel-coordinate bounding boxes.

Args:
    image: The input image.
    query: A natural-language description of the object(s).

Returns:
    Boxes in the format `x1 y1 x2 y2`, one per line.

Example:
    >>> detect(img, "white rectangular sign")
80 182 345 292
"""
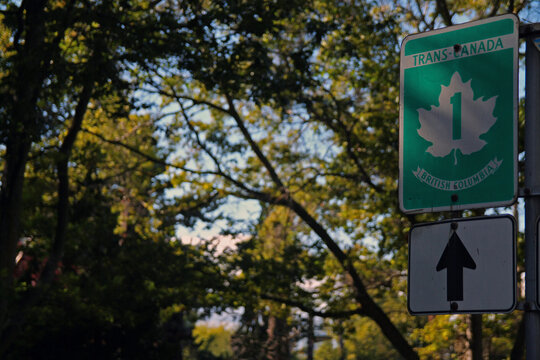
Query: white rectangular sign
408 215 516 315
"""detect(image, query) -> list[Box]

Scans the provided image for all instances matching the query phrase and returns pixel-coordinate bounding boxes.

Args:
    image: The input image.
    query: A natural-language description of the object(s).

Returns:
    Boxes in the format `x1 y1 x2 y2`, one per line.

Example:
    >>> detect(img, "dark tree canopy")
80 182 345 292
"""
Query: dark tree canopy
0 0 537 359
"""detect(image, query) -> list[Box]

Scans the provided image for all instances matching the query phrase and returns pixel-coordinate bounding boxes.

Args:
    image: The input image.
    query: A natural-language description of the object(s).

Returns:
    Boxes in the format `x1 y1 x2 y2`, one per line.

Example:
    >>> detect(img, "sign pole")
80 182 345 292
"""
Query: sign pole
522 22 540 360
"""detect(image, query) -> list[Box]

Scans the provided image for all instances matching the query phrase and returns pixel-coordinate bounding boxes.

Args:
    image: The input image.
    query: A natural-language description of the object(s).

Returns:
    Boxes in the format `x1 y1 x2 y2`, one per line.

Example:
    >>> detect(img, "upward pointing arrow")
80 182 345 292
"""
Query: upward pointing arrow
436 232 476 301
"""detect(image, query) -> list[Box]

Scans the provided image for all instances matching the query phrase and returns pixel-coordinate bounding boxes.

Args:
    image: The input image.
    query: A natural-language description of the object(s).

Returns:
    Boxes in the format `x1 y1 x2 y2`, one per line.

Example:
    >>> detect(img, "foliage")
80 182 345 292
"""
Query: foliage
193 324 233 359
0 0 538 359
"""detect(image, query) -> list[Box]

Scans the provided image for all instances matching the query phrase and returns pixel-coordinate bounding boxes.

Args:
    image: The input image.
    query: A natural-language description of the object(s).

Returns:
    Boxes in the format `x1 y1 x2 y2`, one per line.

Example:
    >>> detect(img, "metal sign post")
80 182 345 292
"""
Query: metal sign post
522 22 540 360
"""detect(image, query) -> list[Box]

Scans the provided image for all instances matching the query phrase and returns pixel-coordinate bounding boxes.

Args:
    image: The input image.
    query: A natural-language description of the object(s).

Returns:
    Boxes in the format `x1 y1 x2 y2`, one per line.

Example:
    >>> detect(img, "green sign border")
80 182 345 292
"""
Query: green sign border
399 14 519 214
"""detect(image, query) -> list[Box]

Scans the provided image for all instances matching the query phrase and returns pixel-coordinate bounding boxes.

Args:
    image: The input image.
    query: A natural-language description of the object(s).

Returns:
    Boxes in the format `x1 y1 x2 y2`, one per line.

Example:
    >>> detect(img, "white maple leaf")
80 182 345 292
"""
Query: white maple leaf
417 72 497 164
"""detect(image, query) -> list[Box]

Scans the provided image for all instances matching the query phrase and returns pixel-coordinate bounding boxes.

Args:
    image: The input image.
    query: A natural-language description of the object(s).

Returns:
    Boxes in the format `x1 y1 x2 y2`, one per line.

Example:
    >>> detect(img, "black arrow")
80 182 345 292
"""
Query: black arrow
436 232 476 301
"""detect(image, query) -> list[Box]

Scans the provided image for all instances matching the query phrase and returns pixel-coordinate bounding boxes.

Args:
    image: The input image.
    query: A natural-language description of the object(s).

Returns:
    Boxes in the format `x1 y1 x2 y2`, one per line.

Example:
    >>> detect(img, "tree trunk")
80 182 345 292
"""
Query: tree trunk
41 83 93 284
338 320 346 360
307 314 314 360
229 87 420 360
266 315 290 360
470 314 483 360
0 138 31 288
290 199 420 360
0 0 47 325
511 315 525 360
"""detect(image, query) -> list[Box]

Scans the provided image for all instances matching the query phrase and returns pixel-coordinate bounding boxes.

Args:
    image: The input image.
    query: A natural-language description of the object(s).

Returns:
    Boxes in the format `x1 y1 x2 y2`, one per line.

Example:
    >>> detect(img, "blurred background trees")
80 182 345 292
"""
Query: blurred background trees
0 0 538 359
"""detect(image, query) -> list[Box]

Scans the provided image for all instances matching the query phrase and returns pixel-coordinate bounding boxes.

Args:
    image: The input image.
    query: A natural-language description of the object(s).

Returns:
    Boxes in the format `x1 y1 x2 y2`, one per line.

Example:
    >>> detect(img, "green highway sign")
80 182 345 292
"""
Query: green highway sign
399 14 519 213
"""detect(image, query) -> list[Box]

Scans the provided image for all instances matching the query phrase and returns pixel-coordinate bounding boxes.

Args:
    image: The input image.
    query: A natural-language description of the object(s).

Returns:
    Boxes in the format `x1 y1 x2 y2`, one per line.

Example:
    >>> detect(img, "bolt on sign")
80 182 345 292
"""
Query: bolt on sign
399 14 519 213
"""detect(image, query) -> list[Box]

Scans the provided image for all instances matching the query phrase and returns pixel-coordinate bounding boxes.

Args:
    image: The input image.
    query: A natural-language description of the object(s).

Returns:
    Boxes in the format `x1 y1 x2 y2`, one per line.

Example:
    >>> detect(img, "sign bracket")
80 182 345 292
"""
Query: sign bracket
516 301 540 311
519 23 540 38
518 187 540 198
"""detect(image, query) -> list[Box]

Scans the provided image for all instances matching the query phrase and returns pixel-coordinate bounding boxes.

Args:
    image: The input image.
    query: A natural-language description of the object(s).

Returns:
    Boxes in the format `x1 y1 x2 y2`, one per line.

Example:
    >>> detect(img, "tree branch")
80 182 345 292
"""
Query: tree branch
304 94 384 193
488 0 501 17
436 0 453 26
147 74 418 356
83 127 280 207
261 294 365 318
226 94 288 193
41 81 94 285
82 128 213 177
152 77 417 358
513 0 529 13
221 94 419 360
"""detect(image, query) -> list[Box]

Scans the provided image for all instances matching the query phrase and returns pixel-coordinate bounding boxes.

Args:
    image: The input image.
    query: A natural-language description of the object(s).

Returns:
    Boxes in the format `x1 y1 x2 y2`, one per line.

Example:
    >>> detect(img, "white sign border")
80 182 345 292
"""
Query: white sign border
408 215 517 315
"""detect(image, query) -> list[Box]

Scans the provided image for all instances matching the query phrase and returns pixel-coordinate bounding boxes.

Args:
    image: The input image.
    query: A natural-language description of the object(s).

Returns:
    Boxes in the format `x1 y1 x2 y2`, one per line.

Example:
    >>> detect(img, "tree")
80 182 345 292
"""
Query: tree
147 1 538 359
4 104 229 358
192 324 233 359
0 1 232 354
1 0 538 358
145 0 420 357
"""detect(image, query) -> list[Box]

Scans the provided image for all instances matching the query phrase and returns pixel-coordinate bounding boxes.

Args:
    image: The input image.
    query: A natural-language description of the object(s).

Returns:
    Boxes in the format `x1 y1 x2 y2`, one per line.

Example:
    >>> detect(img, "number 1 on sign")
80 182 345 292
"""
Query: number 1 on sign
451 92 462 140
